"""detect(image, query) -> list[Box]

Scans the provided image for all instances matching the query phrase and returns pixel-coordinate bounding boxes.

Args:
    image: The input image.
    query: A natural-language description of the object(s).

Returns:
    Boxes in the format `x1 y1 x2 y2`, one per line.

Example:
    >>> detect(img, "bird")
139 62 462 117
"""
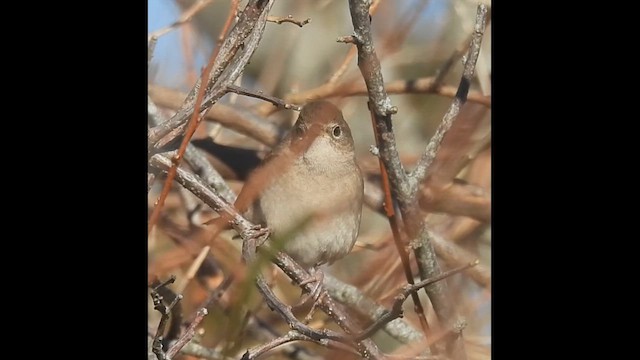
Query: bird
209 100 364 299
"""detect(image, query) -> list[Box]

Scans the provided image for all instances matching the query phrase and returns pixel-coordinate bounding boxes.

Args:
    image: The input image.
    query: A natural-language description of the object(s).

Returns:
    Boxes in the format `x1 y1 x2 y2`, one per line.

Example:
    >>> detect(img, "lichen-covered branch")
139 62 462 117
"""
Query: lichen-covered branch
324 274 424 344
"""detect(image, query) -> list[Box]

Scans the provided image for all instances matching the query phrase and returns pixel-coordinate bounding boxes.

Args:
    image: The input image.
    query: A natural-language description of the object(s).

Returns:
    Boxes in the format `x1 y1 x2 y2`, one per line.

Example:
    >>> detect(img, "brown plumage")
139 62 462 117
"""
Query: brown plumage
210 100 364 269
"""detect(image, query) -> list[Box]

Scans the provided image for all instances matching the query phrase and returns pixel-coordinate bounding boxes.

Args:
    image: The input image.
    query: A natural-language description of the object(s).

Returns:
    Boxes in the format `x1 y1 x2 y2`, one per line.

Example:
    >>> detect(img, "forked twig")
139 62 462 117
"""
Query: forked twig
346 2 489 359
354 261 478 341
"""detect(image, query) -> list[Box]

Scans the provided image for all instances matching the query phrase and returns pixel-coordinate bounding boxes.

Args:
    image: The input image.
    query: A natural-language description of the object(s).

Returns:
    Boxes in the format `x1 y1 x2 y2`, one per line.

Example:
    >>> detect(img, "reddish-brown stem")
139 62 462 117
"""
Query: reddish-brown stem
368 102 433 343
148 1 240 236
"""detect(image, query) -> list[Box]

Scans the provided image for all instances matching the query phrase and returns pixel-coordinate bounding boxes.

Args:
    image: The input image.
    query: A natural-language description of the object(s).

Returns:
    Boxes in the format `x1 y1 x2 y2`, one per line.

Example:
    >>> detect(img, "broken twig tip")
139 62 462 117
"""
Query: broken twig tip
336 35 356 44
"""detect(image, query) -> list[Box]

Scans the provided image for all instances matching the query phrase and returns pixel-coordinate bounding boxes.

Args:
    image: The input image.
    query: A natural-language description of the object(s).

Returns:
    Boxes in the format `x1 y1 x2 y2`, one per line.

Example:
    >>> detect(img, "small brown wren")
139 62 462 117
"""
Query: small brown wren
234 100 364 271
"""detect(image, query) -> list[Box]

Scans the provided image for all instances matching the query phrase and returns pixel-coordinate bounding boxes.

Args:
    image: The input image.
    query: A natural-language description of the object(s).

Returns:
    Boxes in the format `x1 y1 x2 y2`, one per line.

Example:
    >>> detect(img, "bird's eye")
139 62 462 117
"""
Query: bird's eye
331 125 342 138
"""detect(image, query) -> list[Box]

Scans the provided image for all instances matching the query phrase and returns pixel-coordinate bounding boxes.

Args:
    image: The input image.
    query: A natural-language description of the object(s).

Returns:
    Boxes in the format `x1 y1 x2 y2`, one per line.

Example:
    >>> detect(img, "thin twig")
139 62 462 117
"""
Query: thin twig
148 0 242 236
193 270 324 360
150 154 253 230
226 84 302 110
267 15 311 27
149 36 158 65
259 76 490 116
323 274 424 344
354 261 478 341
179 342 231 360
347 2 489 360
149 153 384 359
367 104 433 342
148 0 275 149
148 0 215 40
177 246 211 293
242 330 358 360
148 95 237 202
360 78 490 107
149 85 282 147
150 276 181 360
254 272 349 342
409 11 489 357
166 307 209 358
412 6 489 183
429 230 491 288
328 0 382 84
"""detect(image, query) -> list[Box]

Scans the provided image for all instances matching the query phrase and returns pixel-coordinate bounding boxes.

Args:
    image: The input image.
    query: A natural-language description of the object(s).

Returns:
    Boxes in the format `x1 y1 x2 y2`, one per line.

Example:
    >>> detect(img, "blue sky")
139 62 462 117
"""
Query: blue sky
148 0 450 90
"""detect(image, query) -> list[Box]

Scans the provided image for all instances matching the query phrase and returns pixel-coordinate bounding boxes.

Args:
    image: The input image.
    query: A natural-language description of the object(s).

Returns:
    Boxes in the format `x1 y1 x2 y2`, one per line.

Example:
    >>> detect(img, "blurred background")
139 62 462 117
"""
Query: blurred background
148 0 491 358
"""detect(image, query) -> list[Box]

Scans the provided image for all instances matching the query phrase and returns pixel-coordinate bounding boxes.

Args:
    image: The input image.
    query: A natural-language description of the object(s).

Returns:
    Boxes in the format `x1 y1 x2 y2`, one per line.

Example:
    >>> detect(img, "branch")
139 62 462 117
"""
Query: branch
148 96 237 203
366 109 433 341
149 85 283 147
429 230 491 288
323 274 424 344
148 0 276 149
178 342 231 360
362 181 492 288
267 15 311 27
148 0 245 236
347 2 489 360
419 182 490 223
252 269 349 344
365 175 490 223
354 261 478 341
412 6 489 183
281 77 491 109
166 307 209 359
199 264 326 360
258 74 489 116
244 239 380 358
241 330 357 360
149 276 182 360
328 0 382 84
149 153 384 359
410 13 489 359
148 0 215 40
149 154 255 231
226 84 302 110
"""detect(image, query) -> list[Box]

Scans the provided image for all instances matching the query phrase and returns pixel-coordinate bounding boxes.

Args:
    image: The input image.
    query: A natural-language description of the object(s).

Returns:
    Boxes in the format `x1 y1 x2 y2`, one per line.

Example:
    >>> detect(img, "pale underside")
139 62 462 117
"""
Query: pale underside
247 134 364 268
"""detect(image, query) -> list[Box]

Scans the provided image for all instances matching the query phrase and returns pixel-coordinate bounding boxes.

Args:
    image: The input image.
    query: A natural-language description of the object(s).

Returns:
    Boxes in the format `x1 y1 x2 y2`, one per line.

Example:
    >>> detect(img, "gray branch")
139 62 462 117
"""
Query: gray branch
411 6 489 183
149 85 283 147
150 153 384 359
148 0 276 149
346 2 489 360
354 261 477 341
324 274 424 344
241 330 358 360
346 0 411 199
148 96 236 203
